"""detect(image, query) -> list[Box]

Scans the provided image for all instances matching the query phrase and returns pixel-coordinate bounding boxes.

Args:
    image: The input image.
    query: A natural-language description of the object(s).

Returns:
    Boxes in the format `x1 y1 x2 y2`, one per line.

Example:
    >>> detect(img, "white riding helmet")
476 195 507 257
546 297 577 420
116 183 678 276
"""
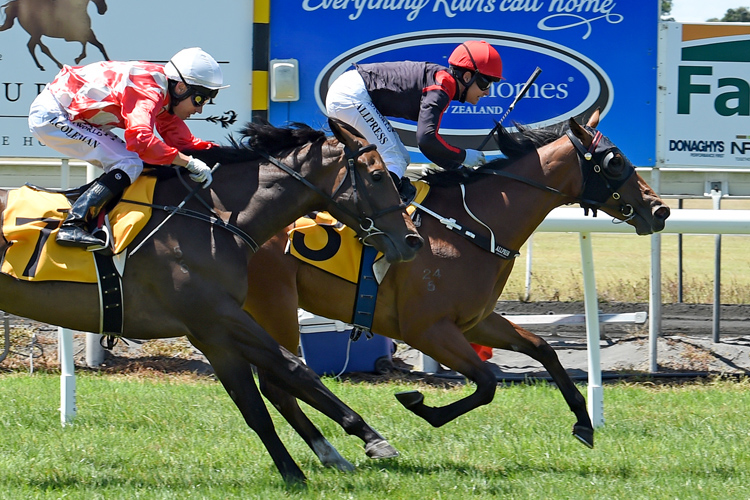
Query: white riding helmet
165 47 229 90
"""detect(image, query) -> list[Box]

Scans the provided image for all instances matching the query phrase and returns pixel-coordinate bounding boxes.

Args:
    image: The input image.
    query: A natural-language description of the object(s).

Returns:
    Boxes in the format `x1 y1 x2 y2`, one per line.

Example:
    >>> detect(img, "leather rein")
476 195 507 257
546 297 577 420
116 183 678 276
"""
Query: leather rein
479 128 636 220
126 140 404 253
411 128 637 259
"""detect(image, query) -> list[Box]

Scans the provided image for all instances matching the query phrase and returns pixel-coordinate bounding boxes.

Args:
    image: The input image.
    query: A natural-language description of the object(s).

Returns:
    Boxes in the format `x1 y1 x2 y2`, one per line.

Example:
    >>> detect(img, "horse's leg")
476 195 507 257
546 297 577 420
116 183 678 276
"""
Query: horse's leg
87 31 110 61
244 241 355 470
193 310 398 462
395 318 498 427
26 38 46 71
193 340 308 485
465 312 594 448
75 42 87 64
30 38 64 70
257 369 355 472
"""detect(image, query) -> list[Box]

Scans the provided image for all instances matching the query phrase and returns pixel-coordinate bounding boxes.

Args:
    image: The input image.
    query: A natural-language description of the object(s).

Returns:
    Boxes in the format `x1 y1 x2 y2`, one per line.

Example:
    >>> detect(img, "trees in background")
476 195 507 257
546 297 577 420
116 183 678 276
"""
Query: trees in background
709 7 750 22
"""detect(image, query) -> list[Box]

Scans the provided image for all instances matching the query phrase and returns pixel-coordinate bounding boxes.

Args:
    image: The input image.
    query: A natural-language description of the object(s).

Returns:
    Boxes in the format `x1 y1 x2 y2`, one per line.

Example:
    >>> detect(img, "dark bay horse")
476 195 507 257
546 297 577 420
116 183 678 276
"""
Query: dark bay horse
0 0 109 71
0 118 423 484
242 111 671 469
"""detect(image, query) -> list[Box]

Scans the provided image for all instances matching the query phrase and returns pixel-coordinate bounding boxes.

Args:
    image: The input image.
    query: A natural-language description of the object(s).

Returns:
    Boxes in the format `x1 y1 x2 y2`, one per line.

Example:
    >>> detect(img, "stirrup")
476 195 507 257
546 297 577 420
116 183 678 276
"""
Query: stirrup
56 225 108 251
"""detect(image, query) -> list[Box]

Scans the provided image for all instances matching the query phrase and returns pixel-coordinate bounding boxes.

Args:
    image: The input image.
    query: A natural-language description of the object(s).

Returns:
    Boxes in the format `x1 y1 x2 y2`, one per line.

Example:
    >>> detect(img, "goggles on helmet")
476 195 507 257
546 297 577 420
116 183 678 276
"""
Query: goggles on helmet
457 43 500 91
169 59 219 107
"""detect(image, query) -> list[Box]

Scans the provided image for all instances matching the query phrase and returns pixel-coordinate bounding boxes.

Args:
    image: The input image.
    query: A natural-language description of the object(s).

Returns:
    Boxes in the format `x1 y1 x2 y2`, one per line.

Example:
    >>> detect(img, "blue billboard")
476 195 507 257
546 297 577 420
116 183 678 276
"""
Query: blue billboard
268 1 659 166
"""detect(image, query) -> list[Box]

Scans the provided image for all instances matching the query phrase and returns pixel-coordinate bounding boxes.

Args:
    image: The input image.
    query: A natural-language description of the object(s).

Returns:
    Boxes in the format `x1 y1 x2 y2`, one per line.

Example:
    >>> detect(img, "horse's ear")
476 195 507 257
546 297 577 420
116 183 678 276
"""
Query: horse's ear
568 116 589 143
585 108 601 128
328 117 365 148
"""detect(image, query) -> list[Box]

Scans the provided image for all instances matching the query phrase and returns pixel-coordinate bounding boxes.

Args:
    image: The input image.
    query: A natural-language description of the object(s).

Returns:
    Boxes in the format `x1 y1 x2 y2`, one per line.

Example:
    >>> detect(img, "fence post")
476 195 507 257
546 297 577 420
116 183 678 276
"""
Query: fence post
84 163 106 367
579 232 604 428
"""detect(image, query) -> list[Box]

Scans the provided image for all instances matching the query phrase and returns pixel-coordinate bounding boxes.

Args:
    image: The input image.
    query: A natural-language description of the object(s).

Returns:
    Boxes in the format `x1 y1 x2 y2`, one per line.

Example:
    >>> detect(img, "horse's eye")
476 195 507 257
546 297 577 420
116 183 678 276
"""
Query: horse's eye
372 171 383 182
603 152 626 178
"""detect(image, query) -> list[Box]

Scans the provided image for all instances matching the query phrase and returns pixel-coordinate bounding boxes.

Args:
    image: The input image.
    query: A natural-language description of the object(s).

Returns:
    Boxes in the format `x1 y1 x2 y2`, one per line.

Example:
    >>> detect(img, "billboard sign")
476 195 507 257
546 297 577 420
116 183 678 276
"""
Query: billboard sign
0 0 252 158
269 1 659 165
659 23 750 168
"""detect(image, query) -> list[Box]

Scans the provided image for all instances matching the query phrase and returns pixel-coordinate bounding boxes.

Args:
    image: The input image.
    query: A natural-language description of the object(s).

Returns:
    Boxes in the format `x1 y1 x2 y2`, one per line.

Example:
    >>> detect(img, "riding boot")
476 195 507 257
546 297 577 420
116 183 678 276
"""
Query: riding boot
56 169 131 249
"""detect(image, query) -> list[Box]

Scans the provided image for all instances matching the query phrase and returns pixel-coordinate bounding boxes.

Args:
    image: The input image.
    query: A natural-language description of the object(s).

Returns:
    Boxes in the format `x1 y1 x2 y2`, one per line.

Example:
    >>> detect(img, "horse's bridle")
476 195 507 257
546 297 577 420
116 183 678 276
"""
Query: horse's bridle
478 127 636 221
251 141 407 245
565 126 636 220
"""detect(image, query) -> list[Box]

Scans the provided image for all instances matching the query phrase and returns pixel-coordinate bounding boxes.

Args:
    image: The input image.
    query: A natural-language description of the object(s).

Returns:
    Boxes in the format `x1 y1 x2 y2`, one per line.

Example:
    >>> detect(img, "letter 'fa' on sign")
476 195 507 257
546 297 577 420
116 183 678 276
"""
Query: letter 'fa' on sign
660 23 750 168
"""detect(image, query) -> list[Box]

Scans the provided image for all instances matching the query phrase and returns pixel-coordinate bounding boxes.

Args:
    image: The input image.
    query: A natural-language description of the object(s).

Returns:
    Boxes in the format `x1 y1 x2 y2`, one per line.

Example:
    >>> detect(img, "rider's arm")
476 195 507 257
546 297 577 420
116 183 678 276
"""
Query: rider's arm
415 72 465 170
121 86 181 165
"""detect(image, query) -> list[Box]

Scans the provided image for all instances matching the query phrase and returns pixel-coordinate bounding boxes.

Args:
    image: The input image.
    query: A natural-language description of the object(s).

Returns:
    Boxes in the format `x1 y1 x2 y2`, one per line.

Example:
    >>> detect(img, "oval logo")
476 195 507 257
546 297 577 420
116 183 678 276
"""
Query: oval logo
315 30 613 153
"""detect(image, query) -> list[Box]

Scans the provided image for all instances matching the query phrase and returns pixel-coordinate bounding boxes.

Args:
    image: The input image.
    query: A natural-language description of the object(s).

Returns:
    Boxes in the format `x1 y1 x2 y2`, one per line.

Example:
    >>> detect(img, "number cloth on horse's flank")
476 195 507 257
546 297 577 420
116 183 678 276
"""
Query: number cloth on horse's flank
286 180 429 283
1 176 156 282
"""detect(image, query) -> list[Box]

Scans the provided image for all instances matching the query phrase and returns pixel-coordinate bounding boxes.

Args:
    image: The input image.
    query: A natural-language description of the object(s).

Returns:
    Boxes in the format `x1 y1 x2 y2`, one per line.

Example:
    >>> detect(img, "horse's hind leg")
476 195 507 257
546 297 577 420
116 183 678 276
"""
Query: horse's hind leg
396 318 498 427
29 38 63 71
194 312 397 461
465 312 594 448
87 31 110 61
258 368 355 472
192 341 307 485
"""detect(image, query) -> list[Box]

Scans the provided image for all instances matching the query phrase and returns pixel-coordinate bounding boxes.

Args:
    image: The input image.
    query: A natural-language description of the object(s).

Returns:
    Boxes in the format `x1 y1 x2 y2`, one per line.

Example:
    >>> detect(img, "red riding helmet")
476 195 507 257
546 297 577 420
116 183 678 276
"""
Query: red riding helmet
448 40 503 80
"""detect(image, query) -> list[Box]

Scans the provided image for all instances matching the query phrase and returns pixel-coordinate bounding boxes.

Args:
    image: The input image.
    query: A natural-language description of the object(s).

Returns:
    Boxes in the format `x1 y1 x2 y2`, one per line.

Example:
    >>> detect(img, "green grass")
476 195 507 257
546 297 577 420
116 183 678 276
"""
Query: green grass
2 372 750 499
503 199 750 303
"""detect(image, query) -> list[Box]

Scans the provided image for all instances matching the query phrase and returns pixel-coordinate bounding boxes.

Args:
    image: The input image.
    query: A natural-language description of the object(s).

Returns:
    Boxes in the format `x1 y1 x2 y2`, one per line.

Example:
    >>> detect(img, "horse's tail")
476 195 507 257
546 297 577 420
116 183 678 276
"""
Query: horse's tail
0 0 18 32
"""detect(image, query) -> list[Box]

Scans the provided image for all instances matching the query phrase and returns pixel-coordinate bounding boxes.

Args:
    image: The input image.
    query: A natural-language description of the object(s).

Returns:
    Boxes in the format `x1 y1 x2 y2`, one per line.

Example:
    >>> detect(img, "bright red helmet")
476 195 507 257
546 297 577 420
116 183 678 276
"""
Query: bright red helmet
448 40 503 80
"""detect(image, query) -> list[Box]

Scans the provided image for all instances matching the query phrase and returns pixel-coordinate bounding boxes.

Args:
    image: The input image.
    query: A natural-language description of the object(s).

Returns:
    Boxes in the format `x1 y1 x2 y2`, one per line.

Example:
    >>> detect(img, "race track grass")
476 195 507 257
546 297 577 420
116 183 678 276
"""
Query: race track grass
1 372 749 499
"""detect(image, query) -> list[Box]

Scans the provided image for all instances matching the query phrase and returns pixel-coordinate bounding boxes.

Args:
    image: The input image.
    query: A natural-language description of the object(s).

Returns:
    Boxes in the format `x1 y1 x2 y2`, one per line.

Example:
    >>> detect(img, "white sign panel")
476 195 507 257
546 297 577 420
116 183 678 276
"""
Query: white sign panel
0 0 252 158
660 22 750 168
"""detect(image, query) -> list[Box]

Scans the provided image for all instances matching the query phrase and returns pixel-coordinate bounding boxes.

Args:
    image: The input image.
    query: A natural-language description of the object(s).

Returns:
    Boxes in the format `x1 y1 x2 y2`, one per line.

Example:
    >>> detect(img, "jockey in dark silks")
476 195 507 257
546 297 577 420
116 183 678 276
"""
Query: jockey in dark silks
325 40 503 201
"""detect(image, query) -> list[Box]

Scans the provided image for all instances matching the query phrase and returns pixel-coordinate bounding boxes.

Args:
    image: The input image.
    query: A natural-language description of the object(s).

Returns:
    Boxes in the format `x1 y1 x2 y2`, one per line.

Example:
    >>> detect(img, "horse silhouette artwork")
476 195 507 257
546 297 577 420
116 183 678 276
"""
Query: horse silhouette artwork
0 0 110 71
242 111 671 470
0 118 423 484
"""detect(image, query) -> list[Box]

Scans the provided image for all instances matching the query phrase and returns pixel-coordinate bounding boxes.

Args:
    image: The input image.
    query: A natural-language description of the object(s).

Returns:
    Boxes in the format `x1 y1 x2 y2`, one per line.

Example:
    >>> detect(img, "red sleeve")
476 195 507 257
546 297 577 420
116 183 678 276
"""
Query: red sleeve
415 70 465 170
155 112 216 155
120 85 180 165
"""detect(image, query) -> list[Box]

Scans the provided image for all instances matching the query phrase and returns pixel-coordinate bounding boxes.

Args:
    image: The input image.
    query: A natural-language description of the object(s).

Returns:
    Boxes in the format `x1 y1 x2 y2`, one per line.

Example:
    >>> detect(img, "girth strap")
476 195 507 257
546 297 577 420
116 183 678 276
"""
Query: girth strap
92 252 124 338
350 245 379 340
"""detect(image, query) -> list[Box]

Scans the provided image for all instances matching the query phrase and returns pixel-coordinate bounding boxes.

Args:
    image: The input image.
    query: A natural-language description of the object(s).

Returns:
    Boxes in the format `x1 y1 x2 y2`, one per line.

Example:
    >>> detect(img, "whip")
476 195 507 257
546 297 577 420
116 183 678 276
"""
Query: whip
478 67 542 150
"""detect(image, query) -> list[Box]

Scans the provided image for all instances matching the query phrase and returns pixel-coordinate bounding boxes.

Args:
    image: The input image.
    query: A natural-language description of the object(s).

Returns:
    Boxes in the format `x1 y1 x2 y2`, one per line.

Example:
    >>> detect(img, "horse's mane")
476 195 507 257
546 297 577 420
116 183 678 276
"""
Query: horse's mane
420 120 570 187
179 120 328 169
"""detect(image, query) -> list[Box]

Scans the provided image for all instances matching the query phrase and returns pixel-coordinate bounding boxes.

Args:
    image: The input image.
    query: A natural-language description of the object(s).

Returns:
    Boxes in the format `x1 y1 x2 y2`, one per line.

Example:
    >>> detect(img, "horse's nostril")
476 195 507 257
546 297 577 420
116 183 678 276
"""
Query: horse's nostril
406 234 424 250
654 205 671 220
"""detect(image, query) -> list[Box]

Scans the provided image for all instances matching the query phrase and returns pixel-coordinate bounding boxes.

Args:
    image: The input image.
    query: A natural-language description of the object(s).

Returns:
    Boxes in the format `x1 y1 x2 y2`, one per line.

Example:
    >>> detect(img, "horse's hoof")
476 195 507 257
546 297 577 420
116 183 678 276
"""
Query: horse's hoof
281 470 308 487
365 439 399 459
395 390 424 409
573 425 594 449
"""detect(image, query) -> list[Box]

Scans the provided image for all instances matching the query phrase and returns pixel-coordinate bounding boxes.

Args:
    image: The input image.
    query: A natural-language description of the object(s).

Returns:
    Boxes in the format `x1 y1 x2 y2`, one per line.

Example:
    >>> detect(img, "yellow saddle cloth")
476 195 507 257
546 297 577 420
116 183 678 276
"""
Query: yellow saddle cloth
1 176 157 282
287 180 429 283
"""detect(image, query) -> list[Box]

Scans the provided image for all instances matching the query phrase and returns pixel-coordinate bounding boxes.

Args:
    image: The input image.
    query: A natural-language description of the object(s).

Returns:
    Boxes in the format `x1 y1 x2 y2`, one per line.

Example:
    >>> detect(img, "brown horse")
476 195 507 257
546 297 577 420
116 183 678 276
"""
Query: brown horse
0 118 423 484
0 0 109 71
243 111 671 470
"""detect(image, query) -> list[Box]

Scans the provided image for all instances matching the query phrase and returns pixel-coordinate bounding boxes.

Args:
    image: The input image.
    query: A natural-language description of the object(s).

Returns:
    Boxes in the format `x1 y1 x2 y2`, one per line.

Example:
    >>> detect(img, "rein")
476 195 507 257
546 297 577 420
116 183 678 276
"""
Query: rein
412 127 637 259
126 139 406 255
478 129 636 220
248 141 407 244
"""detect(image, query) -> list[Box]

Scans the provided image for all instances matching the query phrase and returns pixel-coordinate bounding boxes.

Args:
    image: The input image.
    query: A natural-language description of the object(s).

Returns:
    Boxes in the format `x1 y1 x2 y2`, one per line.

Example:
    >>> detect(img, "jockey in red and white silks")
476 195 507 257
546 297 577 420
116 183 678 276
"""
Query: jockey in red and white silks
28 47 228 249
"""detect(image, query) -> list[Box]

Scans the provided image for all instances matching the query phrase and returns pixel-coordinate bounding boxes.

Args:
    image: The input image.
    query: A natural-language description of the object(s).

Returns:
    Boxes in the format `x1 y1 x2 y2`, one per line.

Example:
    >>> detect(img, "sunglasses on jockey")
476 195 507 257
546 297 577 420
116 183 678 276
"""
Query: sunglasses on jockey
169 59 219 107
458 43 500 91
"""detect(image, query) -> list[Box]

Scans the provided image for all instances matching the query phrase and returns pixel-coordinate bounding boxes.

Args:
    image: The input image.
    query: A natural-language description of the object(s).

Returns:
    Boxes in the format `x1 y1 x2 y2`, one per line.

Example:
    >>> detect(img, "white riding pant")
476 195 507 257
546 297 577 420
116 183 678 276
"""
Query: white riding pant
325 70 410 178
28 87 143 183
